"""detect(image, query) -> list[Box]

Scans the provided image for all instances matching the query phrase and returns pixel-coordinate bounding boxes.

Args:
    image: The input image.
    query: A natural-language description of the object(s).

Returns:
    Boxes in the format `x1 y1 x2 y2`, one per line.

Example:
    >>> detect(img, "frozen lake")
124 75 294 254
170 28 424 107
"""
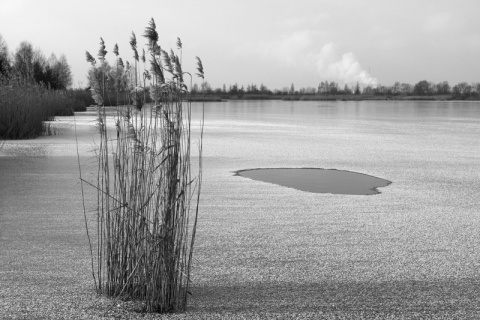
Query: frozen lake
1 100 480 317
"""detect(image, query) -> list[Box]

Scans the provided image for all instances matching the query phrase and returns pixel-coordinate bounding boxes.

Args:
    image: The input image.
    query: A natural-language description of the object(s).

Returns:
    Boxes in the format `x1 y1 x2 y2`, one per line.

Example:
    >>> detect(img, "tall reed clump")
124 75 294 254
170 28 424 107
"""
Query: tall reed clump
0 76 76 139
82 18 204 313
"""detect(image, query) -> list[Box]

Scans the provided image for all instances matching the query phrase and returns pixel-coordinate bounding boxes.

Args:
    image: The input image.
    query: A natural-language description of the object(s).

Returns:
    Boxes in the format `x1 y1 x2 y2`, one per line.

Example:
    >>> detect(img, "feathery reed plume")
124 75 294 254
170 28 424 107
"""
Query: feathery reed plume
169 49 176 65
113 44 119 56
143 18 158 48
130 32 140 109
98 38 107 61
176 37 183 64
195 56 204 79
162 50 173 74
174 54 183 83
130 32 139 62
144 20 165 86
86 51 96 66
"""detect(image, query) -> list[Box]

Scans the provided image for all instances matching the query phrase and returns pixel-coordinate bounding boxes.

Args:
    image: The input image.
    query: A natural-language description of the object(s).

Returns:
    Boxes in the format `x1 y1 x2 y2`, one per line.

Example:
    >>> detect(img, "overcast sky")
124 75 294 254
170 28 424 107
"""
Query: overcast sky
1 0 479 89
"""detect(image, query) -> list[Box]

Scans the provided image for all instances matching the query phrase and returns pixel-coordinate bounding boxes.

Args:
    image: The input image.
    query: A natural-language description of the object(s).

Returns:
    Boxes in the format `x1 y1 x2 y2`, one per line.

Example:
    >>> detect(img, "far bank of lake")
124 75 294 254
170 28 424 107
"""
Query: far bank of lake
187 93 480 102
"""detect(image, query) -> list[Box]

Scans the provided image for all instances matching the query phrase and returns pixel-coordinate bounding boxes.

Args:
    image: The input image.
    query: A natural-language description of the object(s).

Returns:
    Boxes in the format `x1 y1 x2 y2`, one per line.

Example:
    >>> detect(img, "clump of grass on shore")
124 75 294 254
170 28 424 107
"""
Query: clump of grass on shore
0 77 82 139
82 18 204 313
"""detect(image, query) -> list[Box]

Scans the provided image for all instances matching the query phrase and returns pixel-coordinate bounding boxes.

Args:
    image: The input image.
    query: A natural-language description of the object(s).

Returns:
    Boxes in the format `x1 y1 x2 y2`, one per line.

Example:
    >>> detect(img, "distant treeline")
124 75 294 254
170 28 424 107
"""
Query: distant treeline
189 80 480 101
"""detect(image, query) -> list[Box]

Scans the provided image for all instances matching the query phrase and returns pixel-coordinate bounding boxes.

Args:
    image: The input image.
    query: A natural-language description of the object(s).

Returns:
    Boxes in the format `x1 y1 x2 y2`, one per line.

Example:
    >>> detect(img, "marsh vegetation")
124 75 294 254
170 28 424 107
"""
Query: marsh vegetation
0 78 85 139
81 18 204 313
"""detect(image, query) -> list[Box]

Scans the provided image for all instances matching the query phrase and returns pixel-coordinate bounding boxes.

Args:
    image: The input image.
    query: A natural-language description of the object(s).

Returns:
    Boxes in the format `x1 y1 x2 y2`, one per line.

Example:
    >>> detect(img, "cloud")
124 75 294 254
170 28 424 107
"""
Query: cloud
258 32 377 86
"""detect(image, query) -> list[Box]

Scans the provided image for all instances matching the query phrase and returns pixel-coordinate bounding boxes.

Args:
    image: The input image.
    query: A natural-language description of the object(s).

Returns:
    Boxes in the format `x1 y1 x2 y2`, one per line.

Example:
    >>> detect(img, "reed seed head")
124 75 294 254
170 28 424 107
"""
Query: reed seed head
162 50 173 74
98 37 107 61
169 49 176 64
85 51 96 66
143 18 159 49
130 32 137 49
174 56 183 83
195 56 204 79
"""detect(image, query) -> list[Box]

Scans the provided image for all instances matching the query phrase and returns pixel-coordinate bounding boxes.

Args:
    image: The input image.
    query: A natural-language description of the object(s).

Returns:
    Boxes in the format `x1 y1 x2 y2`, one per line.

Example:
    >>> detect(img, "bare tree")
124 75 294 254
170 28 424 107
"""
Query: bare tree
55 54 72 89
0 34 10 76
14 41 34 79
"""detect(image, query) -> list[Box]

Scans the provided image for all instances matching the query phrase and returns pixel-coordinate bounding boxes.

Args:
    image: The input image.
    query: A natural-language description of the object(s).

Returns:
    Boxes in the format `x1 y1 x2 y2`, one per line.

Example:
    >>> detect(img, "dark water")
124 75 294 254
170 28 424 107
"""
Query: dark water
235 168 392 195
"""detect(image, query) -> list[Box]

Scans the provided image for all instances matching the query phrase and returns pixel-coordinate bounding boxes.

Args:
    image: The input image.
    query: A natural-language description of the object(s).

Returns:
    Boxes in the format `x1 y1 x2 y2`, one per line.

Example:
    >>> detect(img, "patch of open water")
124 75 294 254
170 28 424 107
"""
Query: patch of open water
234 168 392 195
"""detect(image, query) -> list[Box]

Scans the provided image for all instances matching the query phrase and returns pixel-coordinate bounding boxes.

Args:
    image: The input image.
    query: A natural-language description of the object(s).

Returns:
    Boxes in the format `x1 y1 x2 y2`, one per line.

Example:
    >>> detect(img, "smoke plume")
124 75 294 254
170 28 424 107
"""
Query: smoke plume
314 42 377 87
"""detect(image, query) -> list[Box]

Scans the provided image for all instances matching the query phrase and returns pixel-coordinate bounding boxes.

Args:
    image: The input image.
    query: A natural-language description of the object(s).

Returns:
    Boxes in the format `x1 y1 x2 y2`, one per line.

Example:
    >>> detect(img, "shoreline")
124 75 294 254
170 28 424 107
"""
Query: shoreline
187 94 480 102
